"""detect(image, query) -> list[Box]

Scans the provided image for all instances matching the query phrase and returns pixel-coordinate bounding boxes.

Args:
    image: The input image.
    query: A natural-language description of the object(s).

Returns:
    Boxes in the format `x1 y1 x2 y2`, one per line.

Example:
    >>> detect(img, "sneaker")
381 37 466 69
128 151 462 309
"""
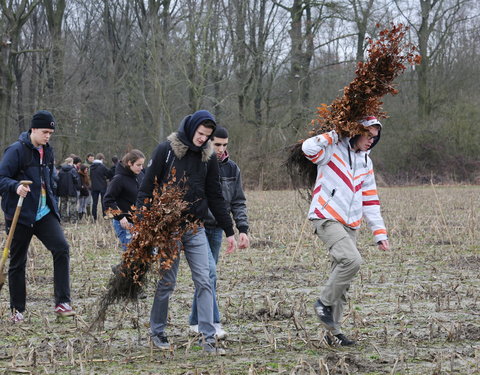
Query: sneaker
138 290 147 300
54 302 76 317
200 340 226 355
314 299 334 328
151 334 170 350
189 324 199 334
324 333 356 347
214 323 227 339
11 310 24 324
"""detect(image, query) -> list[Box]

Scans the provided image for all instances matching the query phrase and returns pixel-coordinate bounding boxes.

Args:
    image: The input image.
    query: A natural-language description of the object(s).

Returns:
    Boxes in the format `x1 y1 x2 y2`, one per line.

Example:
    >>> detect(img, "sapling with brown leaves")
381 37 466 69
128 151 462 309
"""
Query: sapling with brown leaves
286 24 421 189
90 170 198 329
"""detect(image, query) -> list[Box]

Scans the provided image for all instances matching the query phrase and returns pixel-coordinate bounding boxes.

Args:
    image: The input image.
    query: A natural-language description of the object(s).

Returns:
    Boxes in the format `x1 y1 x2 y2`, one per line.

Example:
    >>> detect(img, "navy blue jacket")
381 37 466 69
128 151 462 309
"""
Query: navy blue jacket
0 131 60 226
56 164 80 197
90 161 113 191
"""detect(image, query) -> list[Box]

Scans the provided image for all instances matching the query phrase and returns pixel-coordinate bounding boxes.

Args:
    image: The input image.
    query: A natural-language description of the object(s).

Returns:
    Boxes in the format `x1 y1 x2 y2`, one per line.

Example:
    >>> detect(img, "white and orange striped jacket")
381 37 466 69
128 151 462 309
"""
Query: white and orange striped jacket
302 130 388 243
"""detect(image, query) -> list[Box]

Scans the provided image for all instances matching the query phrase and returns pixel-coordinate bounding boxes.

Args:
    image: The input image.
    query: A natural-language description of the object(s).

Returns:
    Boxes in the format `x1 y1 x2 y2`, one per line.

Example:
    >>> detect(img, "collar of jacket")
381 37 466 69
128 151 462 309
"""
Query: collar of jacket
167 132 214 162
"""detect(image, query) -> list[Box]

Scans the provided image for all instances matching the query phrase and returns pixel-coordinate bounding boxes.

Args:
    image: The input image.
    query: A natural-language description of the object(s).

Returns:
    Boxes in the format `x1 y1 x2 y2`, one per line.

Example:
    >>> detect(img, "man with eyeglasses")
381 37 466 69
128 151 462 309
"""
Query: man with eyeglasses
302 116 390 346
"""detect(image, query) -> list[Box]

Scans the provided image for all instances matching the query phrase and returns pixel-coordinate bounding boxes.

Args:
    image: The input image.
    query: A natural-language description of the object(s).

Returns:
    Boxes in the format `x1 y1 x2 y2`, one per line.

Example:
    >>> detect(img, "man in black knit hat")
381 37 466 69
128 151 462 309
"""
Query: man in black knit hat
0 110 75 323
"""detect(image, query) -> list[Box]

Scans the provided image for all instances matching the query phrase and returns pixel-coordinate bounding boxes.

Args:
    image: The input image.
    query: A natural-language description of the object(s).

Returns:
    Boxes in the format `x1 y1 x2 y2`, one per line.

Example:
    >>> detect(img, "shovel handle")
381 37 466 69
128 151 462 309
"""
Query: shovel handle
0 180 33 269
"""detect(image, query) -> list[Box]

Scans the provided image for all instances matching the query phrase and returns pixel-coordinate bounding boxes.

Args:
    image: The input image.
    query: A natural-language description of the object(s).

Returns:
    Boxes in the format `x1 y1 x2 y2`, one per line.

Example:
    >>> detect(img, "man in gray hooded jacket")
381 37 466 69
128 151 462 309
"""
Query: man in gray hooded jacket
188 126 250 338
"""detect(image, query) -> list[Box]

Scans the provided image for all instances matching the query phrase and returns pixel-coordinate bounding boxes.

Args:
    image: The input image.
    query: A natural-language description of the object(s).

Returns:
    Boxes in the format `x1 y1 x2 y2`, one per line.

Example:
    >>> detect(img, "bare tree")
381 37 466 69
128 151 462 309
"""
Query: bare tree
348 0 375 61
0 0 39 148
395 0 474 122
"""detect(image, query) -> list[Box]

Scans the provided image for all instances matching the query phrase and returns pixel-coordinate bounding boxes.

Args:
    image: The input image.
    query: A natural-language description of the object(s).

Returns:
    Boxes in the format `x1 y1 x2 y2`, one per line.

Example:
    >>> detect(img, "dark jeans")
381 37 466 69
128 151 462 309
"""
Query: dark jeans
91 189 106 220
6 212 71 313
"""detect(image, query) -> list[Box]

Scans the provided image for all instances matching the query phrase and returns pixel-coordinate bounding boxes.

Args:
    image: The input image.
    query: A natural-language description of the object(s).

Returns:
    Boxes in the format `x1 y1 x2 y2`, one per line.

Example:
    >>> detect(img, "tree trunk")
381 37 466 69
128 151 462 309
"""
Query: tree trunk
417 0 431 123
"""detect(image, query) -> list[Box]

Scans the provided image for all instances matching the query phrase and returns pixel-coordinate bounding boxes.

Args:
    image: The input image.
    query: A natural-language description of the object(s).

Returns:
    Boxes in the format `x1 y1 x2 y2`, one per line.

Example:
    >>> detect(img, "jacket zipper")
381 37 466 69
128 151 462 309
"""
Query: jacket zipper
322 188 336 209
347 150 356 223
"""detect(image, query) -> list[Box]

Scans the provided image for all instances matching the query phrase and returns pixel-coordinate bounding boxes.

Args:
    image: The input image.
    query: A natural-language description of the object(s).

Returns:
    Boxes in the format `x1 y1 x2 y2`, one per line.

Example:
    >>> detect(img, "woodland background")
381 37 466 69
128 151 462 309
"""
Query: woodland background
1 0 479 188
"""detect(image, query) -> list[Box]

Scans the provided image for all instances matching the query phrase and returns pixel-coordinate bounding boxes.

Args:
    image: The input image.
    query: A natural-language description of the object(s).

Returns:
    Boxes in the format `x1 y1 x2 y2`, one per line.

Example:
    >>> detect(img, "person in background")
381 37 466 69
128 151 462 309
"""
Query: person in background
104 150 145 250
189 126 250 339
89 153 113 220
72 156 82 171
302 116 390 346
84 153 95 217
0 110 75 322
85 153 94 166
110 155 119 177
56 157 80 223
77 164 91 221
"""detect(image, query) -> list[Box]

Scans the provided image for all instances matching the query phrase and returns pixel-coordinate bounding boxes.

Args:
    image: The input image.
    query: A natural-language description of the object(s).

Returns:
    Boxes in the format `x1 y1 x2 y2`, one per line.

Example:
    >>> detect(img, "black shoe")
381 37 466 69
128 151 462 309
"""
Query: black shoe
138 291 147 299
200 340 226 355
151 334 170 350
324 333 356 347
111 264 121 274
314 299 334 328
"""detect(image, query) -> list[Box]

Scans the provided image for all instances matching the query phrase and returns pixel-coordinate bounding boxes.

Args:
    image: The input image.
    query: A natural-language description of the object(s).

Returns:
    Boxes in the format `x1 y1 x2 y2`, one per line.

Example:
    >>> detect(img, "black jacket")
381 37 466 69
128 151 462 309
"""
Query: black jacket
0 131 59 226
56 164 80 197
90 161 112 191
204 155 248 233
104 162 144 221
137 132 234 237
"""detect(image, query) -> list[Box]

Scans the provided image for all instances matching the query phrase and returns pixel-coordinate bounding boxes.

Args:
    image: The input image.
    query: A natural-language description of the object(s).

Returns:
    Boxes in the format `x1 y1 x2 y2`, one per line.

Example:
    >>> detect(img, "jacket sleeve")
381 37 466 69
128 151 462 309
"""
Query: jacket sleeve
230 164 248 233
362 158 388 243
0 144 23 195
205 156 234 237
301 130 338 165
105 165 114 180
72 169 81 190
104 176 126 220
136 143 167 209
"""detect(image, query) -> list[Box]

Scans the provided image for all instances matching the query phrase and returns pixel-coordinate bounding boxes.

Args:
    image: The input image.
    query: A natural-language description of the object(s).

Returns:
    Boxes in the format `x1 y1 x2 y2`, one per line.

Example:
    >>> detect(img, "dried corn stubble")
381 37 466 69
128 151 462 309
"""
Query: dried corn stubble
91 169 198 329
287 24 421 188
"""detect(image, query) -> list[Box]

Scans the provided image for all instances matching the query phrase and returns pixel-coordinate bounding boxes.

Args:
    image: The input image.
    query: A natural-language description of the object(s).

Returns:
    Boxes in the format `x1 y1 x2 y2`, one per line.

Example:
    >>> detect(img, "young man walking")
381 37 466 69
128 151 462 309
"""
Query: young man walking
89 153 113 220
302 116 390 346
57 157 80 223
137 110 237 354
0 110 75 323
189 126 250 338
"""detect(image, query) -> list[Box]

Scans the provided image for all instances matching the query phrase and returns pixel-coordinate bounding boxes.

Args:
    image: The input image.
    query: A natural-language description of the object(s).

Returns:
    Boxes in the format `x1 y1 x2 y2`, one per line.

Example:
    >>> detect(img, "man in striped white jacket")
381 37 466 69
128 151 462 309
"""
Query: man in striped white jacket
302 116 390 346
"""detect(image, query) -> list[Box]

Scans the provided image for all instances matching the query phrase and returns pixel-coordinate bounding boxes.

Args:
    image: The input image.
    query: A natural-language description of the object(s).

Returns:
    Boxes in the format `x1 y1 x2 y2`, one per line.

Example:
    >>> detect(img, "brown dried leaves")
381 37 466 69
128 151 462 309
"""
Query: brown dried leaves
286 24 421 189
310 24 421 138
123 168 198 285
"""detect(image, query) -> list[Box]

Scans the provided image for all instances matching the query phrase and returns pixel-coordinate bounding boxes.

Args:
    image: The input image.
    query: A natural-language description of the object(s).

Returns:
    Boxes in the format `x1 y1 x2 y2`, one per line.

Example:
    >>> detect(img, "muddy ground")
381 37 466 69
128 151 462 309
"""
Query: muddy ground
0 186 479 374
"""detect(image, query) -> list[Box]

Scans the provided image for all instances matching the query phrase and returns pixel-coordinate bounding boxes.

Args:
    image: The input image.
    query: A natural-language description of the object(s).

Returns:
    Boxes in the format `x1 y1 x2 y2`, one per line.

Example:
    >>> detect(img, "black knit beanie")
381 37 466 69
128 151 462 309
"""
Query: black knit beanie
30 110 56 130
213 126 229 139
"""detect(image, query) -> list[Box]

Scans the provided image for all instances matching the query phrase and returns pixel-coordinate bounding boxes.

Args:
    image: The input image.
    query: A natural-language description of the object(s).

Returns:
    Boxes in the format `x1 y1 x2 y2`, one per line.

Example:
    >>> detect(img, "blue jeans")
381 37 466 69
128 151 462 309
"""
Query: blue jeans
189 227 223 325
113 219 132 251
150 228 216 340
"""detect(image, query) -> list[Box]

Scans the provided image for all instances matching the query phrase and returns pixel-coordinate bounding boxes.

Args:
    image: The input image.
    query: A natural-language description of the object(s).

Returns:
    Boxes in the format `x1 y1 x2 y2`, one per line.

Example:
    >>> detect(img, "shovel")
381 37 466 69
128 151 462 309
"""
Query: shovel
0 180 33 292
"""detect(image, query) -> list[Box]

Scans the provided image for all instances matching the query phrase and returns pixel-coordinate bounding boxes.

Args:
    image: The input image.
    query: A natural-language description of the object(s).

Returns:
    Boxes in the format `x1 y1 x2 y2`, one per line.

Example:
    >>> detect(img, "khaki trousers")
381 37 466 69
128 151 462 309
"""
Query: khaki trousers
313 219 362 335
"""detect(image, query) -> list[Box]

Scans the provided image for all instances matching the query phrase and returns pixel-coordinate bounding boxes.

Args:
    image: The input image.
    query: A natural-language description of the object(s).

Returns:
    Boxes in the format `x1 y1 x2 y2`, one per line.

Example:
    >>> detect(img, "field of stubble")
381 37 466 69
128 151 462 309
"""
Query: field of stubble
0 186 479 375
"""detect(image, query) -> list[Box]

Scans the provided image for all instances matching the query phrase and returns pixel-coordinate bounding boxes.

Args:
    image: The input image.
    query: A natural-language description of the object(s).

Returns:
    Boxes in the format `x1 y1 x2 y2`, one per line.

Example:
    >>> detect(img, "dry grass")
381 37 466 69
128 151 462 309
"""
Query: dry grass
0 186 479 374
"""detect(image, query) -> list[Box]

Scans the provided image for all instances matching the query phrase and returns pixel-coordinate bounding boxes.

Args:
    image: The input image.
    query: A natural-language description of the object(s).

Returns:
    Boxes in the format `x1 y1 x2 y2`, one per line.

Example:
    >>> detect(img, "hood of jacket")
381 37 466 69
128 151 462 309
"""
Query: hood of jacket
61 164 74 172
115 161 136 177
176 110 217 152
167 132 214 162
18 131 52 152
349 117 382 151
90 161 102 171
